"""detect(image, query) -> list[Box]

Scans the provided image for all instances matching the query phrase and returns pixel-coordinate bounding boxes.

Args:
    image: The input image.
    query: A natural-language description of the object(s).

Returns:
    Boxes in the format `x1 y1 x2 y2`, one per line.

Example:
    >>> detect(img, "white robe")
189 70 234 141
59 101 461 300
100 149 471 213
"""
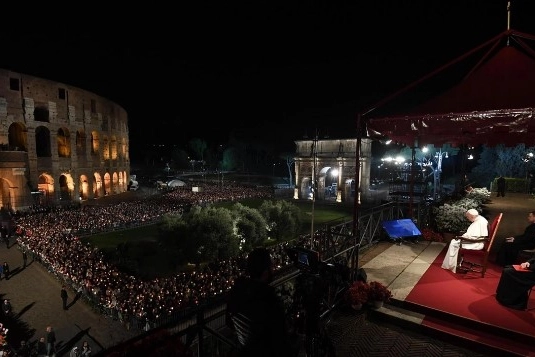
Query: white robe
441 215 489 273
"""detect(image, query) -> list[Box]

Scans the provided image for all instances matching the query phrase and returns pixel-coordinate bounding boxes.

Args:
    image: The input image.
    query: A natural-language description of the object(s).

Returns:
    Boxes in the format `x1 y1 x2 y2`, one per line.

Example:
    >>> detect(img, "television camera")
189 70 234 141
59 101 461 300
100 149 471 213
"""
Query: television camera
286 246 350 357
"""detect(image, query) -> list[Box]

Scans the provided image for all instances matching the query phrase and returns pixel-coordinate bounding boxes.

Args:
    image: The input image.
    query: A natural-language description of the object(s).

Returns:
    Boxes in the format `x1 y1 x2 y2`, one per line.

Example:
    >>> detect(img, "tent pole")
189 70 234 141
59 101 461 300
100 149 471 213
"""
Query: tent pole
352 113 362 281
409 140 416 219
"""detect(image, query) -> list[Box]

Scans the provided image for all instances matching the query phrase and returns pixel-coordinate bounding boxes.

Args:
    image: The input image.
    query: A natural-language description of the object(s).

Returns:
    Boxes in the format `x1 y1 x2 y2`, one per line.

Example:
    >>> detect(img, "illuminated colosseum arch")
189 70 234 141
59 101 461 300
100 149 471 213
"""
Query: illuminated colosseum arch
110 135 118 160
0 178 14 210
8 122 27 151
76 130 86 157
57 127 71 158
112 172 119 193
104 172 111 195
58 173 74 201
102 135 109 160
79 175 90 201
38 174 54 204
118 171 124 191
33 105 50 122
121 138 127 158
91 131 99 155
93 172 103 198
35 126 52 157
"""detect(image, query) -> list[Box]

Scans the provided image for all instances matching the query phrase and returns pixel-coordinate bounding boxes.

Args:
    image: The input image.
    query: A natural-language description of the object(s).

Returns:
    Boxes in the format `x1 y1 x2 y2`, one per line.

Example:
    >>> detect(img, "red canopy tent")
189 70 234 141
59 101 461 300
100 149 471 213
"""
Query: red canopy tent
365 29 535 147
351 27 535 241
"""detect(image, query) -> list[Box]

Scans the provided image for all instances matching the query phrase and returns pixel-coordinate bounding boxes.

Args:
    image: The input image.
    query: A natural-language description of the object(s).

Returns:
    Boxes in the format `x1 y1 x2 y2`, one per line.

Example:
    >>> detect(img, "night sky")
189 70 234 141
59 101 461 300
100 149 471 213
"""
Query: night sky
1 1 535 160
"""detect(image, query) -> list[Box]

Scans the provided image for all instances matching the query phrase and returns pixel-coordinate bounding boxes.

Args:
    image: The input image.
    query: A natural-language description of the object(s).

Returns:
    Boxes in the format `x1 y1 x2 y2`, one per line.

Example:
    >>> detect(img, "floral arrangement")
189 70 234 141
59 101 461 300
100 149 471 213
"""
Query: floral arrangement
433 203 470 233
345 280 370 305
367 281 392 302
420 228 443 242
433 187 489 233
467 187 491 203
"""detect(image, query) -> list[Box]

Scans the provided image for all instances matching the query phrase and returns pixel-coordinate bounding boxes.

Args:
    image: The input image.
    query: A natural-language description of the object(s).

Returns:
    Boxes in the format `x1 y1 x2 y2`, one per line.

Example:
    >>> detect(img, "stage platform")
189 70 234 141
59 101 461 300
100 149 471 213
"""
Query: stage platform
349 193 535 357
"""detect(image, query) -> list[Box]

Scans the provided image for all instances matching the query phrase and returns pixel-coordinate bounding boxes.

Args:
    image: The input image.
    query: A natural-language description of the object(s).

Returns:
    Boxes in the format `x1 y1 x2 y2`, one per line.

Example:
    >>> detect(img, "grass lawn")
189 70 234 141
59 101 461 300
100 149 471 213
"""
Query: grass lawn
84 199 354 279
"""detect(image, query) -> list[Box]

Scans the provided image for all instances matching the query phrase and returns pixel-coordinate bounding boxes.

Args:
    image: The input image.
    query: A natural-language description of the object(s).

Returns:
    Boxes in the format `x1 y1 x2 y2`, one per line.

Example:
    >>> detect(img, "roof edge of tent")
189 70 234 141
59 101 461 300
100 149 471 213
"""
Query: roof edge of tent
368 107 535 122
366 107 535 148
360 29 513 119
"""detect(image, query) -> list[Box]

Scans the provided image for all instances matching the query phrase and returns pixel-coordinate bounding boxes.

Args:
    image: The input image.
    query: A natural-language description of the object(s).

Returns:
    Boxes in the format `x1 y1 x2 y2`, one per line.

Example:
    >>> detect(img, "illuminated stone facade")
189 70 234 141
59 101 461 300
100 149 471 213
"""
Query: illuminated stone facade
0 69 130 210
294 138 386 204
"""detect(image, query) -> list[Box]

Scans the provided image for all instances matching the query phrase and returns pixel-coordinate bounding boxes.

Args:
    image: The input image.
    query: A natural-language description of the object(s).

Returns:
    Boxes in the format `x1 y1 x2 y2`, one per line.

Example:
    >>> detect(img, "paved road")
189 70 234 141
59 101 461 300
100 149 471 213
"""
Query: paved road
0 239 137 356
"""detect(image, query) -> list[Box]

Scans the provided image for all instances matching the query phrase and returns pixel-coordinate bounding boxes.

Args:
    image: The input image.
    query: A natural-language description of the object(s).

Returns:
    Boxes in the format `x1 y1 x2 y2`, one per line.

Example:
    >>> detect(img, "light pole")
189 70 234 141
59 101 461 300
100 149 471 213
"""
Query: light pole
524 152 534 193
433 149 448 200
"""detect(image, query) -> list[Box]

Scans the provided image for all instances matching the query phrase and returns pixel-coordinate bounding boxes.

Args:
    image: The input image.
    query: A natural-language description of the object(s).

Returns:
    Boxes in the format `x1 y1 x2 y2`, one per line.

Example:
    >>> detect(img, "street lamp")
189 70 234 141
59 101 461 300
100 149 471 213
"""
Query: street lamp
432 149 448 200
523 152 534 193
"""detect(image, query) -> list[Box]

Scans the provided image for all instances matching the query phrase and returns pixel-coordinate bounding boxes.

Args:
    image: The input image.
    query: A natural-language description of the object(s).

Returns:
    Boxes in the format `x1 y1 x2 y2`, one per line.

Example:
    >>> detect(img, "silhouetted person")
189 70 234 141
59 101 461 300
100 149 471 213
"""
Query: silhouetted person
496 255 535 310
35 336 47 357
2 299 11 316
496 210 535 266
17 340 31 357
497 176 506 197
226 247 296 357
2 262 10 280
22 250 27 268
61 286 68 310
46 326 56 356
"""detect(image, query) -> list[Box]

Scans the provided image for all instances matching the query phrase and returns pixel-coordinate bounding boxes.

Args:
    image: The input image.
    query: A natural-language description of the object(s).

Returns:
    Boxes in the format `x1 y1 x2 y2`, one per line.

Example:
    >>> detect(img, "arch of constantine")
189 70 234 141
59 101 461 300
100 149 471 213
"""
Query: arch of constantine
293 138 385 205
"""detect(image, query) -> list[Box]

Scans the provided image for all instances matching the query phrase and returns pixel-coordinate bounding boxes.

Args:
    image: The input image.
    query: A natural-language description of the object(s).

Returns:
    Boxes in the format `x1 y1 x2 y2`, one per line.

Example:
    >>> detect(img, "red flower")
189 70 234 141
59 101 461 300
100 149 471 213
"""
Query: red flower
346 281 369 305
367 281 392 302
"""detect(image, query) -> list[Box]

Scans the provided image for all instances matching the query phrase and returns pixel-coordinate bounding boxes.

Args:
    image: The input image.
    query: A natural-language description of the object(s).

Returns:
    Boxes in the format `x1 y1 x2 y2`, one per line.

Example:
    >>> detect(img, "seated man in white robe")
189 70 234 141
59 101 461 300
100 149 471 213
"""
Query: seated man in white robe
441 208 488 273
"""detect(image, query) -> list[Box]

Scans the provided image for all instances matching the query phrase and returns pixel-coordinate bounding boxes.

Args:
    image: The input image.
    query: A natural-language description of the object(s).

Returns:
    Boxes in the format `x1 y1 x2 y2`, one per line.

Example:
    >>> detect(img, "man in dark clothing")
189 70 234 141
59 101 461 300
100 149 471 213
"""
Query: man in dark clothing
61 286 68 310
46 326 56 356
496 254 535 310
497 176 506 197
22 250 27 268
2 262 9 280
226 248 297 357
2 299 12 316
496 211 535 266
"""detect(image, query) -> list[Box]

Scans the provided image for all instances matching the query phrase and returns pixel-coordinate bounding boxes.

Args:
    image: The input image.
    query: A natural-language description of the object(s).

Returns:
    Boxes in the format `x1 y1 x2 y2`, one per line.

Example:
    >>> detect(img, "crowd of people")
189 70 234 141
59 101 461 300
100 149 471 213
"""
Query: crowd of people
12 181 298 330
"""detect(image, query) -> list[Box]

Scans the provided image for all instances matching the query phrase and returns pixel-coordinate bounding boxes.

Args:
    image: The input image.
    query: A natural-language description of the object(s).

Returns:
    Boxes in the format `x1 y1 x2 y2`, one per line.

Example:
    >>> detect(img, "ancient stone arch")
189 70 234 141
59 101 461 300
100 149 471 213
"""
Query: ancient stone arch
57 127 71 158
112 172 119 193
118 171 124 192
110 135 118 160
293 138 374 205
38 174 54 205
35 126 52 157
58 173 74 201
76 130 86 157
0 178 14 210
91 131 99 155
8 122 27 151
104 172 111 195
93 172 103 198
79 175 90 201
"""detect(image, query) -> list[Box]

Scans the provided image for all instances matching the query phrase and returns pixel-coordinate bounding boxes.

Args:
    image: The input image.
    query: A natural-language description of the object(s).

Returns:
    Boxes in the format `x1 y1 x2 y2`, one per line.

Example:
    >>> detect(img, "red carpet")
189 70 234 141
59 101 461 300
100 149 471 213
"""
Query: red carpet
403 246 535 356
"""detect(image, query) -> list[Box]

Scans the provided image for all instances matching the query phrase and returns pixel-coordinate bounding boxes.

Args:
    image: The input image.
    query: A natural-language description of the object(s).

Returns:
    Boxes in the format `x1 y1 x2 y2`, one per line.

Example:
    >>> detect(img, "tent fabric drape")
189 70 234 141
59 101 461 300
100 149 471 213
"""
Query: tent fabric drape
366 30 535 148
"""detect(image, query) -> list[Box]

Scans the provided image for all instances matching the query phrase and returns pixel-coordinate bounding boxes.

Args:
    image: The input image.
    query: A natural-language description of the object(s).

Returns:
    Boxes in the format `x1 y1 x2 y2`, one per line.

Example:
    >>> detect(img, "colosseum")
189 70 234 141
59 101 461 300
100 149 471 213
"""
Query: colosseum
0 69 130 211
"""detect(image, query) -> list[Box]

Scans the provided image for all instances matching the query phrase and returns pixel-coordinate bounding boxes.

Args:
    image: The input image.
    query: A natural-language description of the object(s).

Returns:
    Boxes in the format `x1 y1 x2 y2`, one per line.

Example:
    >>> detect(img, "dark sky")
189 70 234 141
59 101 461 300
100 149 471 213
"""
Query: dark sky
2 1 535 158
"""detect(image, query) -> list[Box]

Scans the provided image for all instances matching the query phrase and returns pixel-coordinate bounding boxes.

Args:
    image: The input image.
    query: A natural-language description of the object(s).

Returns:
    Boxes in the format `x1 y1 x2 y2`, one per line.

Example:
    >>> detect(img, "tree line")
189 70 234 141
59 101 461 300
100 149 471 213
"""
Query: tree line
157 200 302 267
